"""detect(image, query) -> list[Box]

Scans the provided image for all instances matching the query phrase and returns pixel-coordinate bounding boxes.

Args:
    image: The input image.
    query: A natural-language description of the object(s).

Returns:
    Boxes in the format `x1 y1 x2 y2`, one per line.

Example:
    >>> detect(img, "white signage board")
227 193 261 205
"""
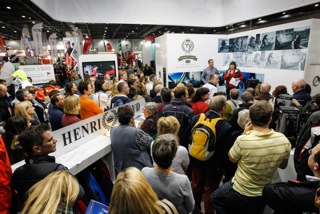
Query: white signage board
19 64 55 84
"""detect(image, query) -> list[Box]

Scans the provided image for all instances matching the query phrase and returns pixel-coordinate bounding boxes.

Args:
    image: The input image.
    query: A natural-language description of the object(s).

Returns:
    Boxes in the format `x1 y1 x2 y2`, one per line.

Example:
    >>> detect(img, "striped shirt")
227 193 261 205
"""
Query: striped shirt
230 129 291 197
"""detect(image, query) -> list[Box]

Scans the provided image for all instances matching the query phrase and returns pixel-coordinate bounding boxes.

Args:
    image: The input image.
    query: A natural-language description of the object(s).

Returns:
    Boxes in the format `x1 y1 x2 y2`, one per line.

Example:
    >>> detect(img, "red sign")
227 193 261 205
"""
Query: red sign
83 38 93 54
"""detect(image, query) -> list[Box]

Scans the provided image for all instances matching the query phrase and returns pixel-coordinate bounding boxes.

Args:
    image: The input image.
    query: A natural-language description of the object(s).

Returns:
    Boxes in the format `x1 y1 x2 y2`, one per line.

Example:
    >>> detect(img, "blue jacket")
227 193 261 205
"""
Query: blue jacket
162 98 194 147
293 89 312 107
49 106 63 131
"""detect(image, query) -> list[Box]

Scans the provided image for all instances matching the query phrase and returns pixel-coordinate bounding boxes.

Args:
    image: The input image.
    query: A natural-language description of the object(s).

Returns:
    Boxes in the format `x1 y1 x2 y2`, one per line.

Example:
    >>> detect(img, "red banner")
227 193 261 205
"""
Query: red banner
144 36 156 43
0 37 6 46
83 38 92 54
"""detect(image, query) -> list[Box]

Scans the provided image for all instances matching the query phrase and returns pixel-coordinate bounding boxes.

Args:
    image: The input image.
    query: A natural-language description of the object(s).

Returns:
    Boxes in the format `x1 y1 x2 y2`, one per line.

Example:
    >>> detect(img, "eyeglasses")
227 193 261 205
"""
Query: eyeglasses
309 149 316 162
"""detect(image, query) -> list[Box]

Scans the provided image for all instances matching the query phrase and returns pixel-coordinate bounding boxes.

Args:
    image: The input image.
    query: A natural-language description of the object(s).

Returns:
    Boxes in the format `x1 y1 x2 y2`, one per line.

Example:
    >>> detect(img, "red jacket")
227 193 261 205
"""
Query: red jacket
0 137 12 214
191 100 209 115
223 69 244 88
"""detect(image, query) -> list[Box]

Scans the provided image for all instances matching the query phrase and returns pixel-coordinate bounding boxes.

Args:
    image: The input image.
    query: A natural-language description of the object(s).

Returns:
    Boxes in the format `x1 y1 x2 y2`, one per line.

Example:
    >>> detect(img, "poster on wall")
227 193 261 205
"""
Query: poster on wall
275 27 310 50
219 25 310 71
218 39 229 53
19 65 55 84
63 37 81 68
280 49 307 70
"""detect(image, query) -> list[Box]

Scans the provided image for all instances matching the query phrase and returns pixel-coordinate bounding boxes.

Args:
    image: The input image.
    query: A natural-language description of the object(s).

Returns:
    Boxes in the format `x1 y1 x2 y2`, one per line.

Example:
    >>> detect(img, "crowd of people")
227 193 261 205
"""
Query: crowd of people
0 57 320 214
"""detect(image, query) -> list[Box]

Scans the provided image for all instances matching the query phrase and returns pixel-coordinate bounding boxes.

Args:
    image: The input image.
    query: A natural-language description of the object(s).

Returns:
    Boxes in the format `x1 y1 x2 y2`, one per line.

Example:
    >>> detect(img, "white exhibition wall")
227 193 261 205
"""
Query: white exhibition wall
156 19 320 95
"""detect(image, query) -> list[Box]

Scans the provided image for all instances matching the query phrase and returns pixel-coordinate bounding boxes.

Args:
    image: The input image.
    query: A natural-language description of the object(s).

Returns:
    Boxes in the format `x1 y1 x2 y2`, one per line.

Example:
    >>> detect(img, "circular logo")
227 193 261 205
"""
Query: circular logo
102 109 118 131
181 39 194 53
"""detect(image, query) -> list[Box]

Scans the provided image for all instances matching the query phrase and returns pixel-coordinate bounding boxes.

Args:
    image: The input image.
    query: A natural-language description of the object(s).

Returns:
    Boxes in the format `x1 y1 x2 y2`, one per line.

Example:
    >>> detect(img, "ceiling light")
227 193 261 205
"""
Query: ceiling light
159 31 161 33
14 31 17 33
191 29 193 31
32 21 35 24
214 30 216 32
104 30 106 32
165 28 167 30
257 19 268 24
105 27 108 29
2 26 5 29
29 17 31 19
132 30 134 33
226 26 228 29
239 24 247 28
182 31 184 34
136 27 138 29
281 14 291 18
282 12 286 15
47 30 49 32
22 15 26 18
6 6 11 9
258 18 261 21
315 4 319 7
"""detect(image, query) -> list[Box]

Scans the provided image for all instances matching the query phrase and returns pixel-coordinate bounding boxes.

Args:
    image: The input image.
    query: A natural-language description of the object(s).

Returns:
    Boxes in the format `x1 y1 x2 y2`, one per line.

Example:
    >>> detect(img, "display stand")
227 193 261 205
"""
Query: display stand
12 98 145 182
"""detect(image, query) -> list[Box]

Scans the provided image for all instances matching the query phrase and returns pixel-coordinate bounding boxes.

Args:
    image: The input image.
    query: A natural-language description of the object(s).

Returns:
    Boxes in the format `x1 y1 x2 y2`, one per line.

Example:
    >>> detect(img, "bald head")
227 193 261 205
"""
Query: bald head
260 82 271 94
0 84 8 97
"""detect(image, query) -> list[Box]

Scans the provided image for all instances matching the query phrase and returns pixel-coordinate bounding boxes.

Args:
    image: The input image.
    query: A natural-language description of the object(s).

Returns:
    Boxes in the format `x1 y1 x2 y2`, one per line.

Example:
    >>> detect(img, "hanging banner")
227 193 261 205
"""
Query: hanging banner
0 37 6 53
48 33 58 59
21 25 33 56
107 43 113 52
118 39 122 52
83 37 92 54
63 37 81 68
31 23 44 56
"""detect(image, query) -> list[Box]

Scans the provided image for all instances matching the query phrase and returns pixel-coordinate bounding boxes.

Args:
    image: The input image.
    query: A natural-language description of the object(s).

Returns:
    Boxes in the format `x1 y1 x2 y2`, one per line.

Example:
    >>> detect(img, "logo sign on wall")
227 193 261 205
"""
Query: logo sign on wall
178 39 197 62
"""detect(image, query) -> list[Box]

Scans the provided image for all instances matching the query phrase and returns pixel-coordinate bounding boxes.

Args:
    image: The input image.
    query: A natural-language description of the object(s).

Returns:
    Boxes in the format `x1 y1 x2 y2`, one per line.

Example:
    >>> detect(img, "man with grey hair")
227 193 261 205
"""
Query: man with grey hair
138 102 158 137
190 95 232 214
110 82 131 108
152 84 163 103
0 84 12 123
254 82 274 105
291 78 311 107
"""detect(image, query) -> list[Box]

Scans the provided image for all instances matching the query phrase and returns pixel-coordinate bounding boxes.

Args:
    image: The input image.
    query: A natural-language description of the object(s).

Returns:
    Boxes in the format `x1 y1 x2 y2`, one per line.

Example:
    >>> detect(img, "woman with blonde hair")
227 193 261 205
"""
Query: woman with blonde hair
62 95 81 127
14 101 40 126
156 116 190 174
22 170 79 214
109 167 164 214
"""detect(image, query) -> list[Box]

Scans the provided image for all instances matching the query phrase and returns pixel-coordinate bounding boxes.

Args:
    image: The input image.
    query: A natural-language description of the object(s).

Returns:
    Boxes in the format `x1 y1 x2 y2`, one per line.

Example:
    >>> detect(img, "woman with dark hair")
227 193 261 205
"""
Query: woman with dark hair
3 115 30 164
190 87 210 115
93 78 110 110
223 61 244 98
65 82 78 97
142 134 195 214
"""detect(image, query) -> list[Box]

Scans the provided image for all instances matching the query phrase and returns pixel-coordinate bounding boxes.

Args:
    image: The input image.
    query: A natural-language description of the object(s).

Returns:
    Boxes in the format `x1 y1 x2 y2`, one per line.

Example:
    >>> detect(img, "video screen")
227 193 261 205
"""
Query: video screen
82 61 116 79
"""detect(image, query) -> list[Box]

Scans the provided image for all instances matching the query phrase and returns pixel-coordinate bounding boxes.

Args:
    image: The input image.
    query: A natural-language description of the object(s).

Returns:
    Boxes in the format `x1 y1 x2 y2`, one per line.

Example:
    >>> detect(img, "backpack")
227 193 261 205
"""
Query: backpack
189 113 222 161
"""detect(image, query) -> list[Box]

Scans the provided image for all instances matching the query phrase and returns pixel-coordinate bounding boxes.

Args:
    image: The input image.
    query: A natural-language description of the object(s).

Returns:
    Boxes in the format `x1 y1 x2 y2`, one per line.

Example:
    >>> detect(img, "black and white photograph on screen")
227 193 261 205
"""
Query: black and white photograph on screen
260 32 276 51
232 52 245 66
252 51 266 68
264 51 282 69
292 26 310 49
228 36 249 52
280 49 307 70
223 53 233 66
275 28 295 50
247 34 261 51
218 39 229 53
242 52 253 67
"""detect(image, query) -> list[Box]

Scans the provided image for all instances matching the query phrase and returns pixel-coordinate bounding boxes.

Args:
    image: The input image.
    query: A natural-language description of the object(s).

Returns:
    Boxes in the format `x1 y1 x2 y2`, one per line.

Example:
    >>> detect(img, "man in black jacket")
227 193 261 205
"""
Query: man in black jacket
11 124 84 204
263 143 320 214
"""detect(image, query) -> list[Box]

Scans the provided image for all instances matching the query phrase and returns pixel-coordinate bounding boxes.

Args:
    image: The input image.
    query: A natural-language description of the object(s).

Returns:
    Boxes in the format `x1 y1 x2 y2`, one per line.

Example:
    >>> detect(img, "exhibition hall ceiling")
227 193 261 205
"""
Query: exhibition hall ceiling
0 0 320 41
